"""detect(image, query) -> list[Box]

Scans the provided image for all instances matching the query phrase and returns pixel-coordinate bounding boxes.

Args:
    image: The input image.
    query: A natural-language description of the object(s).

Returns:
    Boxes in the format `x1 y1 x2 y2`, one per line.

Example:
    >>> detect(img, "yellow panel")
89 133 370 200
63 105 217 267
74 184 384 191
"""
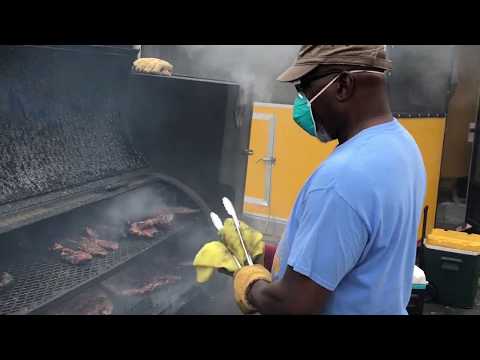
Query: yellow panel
400 118 446 238
245 104 337 218
244 117 270 201
244 103 446 240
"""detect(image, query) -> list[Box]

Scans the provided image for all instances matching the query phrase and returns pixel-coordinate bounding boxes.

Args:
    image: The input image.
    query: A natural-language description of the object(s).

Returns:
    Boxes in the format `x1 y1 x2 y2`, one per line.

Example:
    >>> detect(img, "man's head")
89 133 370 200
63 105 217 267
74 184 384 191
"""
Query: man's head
278 45 392 143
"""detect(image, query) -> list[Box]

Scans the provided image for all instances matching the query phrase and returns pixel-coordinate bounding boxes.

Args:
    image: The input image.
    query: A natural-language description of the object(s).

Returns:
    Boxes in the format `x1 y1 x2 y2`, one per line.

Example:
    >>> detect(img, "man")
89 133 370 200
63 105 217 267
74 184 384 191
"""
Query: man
233 45 426 315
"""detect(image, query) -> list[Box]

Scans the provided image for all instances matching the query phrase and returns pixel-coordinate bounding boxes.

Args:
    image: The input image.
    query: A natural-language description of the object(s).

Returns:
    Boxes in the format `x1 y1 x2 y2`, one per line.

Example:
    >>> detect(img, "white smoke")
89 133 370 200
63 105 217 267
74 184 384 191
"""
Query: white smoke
176 45 300 104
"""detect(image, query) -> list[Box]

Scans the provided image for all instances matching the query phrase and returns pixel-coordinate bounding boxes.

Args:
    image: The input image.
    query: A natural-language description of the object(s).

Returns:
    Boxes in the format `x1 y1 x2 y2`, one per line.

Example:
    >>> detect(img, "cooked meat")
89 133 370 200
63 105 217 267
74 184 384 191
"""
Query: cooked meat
78 237 108 257
128 221 159 238
62 250 93 265
140 214 175 229
75 296 114 315
94 239 119 251
85 227 119 251
0 272 14 290
120 275 181 296
141 227 159 237
128 209 181 238
129 213 174 237
52 243 93 265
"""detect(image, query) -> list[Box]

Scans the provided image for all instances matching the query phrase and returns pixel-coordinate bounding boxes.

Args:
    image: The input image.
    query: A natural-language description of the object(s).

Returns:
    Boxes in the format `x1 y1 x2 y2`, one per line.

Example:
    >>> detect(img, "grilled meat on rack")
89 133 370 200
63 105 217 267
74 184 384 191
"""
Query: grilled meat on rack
75 295 114 315
85 227 119 251
120 275 181 296
50 292 114 315
52 243 93 265
78 237 109 257
128 222 159 238
94 239 119 251
128 207 197 238
128 215 173 238
0 272 14 291
139 214 175 229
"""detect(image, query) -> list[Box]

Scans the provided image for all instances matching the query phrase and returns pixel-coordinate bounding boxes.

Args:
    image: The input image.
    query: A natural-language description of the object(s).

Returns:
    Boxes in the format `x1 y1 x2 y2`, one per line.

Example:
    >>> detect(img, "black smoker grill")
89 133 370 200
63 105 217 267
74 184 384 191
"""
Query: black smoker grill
0 45 248 315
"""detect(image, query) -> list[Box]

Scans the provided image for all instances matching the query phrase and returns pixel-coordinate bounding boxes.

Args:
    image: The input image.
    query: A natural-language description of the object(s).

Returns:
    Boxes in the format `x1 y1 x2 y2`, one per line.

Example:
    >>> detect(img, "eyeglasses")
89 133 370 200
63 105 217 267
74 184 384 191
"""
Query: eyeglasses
294 71 341 94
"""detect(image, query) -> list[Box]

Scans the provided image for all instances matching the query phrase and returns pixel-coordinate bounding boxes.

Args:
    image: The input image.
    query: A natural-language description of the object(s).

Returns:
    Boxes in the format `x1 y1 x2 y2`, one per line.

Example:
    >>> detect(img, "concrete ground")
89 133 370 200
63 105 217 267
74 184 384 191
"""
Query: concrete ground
424 299 480 315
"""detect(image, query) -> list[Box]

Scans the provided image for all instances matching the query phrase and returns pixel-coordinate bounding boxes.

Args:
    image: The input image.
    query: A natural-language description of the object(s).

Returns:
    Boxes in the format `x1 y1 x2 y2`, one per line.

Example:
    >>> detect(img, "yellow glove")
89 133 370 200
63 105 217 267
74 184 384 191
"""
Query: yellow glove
193 241 239 283
233 264 272 314
192 219 265 284
133 58 173 75
220 219 265 266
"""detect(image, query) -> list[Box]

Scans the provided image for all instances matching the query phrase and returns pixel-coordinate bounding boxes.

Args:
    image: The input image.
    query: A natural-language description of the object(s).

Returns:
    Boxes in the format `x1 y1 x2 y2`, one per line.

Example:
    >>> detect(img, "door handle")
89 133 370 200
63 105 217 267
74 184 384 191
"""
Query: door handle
256 156 276 165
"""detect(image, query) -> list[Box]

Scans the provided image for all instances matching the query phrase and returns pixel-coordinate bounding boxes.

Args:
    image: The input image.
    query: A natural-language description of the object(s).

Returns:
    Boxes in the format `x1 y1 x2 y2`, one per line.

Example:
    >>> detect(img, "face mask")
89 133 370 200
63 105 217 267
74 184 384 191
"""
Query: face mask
292 70 383 142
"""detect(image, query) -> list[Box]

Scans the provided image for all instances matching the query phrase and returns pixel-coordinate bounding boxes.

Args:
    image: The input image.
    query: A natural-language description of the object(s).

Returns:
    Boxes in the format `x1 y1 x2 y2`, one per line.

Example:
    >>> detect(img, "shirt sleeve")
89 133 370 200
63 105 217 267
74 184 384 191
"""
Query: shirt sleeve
287 187 369 291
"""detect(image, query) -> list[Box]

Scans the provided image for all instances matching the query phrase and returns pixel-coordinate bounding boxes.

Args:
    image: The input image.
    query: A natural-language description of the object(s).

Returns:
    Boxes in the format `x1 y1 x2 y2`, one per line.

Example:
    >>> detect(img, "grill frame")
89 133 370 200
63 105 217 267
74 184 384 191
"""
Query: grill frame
0 45 246 315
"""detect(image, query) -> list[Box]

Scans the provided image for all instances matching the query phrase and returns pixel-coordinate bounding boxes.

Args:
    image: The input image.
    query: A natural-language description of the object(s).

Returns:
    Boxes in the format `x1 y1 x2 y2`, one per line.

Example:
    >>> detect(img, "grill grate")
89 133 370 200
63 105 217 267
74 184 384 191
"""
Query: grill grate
0 219 197 315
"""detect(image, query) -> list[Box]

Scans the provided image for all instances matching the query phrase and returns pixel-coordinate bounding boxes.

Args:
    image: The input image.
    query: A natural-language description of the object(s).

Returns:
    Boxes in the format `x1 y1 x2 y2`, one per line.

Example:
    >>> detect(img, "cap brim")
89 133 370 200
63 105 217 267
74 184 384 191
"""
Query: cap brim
276 63 318 82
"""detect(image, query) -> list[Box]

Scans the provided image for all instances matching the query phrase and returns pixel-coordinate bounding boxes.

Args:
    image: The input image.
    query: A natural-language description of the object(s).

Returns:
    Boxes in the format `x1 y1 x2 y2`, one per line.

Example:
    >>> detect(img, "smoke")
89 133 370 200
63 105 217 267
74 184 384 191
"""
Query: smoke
387 45 455 113
176 45 300 104
101 186 172 232
170 45 455 110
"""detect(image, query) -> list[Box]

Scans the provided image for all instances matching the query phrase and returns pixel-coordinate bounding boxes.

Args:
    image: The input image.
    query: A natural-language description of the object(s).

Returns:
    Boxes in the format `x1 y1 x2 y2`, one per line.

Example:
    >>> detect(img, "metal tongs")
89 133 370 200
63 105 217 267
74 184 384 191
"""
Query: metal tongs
209 196 253 268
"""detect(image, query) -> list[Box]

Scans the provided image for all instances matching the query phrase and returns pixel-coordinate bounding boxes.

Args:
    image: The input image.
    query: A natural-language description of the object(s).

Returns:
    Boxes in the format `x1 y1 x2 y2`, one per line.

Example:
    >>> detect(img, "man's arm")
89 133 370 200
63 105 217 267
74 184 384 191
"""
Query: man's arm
240 188 368 315
247 265 331 314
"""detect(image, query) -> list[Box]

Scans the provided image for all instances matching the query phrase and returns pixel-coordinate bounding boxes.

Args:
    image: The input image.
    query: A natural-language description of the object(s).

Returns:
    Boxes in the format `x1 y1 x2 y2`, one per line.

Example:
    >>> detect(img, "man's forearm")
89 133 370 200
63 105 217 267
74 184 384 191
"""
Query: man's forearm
247 279 295 314
245 266 330 314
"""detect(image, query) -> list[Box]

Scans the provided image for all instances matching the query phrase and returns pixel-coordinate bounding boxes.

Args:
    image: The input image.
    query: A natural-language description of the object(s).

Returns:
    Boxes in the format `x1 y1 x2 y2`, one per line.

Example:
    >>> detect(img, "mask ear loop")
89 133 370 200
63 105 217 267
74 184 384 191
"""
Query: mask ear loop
308 102 317 136
308 70 384 105
309 73 342 105
307 73 341 137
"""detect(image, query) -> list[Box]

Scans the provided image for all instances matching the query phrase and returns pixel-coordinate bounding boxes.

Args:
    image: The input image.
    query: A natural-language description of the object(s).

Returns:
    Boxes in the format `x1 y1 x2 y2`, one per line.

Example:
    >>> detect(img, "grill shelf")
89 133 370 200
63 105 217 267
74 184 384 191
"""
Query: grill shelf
0 217 199 315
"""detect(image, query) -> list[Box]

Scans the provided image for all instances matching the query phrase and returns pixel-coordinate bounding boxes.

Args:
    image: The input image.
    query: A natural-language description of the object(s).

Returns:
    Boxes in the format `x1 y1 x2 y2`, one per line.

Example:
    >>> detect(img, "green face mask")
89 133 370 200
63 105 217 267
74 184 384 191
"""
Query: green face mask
293 93 317 137
292 73 341 141
292 70 384 141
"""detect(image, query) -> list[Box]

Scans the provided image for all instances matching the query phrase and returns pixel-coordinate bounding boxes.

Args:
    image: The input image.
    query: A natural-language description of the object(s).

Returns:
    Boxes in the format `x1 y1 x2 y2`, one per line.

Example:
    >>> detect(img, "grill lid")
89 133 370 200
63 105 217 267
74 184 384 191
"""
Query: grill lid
0 45 147 208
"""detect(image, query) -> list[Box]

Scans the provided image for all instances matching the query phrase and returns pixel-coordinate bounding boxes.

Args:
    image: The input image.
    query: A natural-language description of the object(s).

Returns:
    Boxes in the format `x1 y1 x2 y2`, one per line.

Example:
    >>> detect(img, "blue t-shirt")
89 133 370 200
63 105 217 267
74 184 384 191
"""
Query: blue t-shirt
271 119 426 315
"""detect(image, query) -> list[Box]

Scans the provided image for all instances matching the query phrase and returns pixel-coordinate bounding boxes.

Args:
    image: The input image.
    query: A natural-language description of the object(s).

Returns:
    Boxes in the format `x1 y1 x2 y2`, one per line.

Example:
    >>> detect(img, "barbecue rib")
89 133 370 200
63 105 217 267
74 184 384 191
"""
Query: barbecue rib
51 293 114 315
128 207 197 238
128 222 159 238
78 238 108 257
75 296 114 315
94 239 119 251
139 214 175 229
52 243 93 265
128 213 174 238
85 227 119 251
120 275 181 296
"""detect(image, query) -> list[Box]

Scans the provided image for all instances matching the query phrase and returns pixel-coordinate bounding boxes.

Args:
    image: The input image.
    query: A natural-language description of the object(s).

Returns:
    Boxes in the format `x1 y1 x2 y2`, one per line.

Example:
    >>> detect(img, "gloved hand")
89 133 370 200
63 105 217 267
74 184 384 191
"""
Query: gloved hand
193 241 239 283
133 58 173 75
220 218 265 266
192 218 265 283
233 264 272 314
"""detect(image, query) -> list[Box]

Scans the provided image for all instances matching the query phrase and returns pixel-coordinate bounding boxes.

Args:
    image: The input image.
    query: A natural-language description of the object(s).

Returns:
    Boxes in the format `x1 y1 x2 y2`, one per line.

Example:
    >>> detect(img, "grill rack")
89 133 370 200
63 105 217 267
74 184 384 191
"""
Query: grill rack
0 217 198 315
